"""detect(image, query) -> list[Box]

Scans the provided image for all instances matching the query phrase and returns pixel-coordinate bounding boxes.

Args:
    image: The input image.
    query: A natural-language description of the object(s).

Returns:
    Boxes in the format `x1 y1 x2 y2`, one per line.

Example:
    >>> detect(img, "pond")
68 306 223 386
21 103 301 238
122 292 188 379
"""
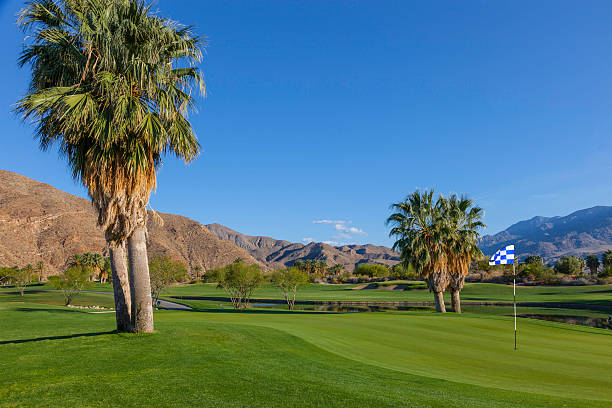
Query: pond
519 314 612 330
295 304 432 313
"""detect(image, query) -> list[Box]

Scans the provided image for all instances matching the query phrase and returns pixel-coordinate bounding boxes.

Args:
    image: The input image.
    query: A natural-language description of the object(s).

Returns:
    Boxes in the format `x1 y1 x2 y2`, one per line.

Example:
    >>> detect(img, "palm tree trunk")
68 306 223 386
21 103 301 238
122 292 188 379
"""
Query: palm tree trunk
128 224 154 333
451 290 461 313
433 291 446 313
109 242 132 332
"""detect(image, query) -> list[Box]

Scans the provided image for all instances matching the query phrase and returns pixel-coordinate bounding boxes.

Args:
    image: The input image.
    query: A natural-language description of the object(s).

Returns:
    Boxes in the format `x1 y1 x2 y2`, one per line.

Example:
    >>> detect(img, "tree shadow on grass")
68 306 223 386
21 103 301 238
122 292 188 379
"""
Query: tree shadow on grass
14 307 83 313
0 330 116 345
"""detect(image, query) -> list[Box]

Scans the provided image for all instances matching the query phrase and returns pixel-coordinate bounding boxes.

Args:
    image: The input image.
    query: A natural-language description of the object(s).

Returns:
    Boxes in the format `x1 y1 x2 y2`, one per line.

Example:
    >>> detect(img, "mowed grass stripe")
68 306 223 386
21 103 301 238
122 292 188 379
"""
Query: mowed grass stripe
181 310 612 401
1 302 609 407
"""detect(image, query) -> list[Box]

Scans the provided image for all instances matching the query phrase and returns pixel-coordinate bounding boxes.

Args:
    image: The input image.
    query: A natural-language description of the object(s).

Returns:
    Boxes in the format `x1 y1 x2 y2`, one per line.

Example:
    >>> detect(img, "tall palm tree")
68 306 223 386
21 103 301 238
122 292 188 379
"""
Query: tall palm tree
442 194 485 313
17 0 205 332
387 190 449 312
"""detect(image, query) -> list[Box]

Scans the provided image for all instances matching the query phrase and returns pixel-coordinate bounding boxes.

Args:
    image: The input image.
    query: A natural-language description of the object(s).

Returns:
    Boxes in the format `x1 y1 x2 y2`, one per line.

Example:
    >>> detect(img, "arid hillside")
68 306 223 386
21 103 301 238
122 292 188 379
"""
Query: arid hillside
0 169 260 276
206 223 401 271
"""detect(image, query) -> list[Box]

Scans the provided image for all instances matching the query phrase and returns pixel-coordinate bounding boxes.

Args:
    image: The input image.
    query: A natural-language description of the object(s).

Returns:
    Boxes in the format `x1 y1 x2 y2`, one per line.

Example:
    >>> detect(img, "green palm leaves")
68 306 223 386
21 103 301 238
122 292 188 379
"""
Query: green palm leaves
16 0 204 242
17 0 205 332
387 191 485 312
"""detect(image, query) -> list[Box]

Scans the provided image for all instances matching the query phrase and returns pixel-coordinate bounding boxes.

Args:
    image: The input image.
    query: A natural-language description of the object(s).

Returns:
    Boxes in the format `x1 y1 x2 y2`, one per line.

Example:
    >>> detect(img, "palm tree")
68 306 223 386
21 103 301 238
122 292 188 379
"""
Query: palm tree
36 261 45 282
387 190 449 312
17 0 205 332
585 255 599 275
442 194 485 313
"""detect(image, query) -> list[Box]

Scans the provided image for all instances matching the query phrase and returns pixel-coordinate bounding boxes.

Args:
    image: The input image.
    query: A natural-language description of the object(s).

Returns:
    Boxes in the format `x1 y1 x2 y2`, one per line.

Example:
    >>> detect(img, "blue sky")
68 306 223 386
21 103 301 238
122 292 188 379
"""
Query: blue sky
1 0 611 246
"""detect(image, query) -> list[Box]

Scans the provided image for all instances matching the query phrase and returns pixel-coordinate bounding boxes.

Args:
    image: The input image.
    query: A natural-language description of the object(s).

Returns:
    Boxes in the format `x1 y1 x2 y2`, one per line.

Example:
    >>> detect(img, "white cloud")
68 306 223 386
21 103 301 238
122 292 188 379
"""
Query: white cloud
311 219 367 244
334 224 365 235
301 237 315 243
312 220 344 225
323 240 347 246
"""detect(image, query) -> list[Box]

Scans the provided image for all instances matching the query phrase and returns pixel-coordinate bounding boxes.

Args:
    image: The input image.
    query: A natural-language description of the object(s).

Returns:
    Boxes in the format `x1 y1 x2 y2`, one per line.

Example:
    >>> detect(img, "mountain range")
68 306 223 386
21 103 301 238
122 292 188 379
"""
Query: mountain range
479 206 612 261
205 223 400 270
0 169 399 275
1 169 611 275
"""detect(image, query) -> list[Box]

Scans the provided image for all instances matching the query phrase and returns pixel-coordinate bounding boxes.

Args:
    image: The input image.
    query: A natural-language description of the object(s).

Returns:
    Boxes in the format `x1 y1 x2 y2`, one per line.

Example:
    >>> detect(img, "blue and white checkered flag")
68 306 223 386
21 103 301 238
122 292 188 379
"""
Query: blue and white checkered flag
489 245 515 265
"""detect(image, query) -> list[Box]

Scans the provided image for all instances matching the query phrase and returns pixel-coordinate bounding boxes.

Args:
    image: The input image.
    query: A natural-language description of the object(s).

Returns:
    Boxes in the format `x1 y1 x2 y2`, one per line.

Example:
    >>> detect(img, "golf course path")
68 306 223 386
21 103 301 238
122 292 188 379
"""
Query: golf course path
43 289 193 311
155 298 192 310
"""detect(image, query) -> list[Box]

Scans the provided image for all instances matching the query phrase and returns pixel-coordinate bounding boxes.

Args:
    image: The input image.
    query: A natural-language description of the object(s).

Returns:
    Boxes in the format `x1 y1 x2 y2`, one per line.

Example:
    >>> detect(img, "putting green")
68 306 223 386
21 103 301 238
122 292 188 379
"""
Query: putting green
166 310 612 401
2 288 611 407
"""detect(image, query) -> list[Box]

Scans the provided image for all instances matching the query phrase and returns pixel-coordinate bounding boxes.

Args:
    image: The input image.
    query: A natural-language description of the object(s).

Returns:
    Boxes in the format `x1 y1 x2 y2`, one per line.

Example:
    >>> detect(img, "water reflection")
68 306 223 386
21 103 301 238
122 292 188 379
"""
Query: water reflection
296 305 431 313
519 314 612 330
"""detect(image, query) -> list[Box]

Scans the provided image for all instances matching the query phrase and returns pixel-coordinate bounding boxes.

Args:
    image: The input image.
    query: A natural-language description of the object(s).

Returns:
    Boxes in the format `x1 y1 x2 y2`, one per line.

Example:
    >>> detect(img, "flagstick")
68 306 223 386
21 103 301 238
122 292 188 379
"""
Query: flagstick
513 260 517 351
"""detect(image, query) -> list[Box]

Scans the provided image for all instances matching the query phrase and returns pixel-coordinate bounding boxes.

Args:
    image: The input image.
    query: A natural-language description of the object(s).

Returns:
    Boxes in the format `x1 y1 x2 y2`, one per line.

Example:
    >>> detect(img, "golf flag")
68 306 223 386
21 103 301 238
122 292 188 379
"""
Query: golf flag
489 245 515 265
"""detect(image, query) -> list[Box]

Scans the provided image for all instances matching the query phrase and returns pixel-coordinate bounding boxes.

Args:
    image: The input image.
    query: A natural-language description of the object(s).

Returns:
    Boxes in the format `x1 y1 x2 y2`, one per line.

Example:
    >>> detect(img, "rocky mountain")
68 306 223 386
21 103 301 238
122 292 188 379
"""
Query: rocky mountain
205 223 401 271
479 206 612 262
0 169 261 276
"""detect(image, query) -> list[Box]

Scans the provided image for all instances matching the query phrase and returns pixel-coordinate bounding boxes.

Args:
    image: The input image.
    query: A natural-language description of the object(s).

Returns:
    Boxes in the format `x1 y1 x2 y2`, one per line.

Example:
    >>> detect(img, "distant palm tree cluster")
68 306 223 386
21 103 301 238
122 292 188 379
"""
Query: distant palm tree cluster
387 190 485 313
69 252 111 283
16 0 205 332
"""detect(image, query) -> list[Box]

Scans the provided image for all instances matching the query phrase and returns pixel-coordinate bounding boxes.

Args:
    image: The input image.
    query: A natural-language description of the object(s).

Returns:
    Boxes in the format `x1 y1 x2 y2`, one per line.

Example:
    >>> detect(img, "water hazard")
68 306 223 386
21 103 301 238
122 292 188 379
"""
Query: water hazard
519 314 612 330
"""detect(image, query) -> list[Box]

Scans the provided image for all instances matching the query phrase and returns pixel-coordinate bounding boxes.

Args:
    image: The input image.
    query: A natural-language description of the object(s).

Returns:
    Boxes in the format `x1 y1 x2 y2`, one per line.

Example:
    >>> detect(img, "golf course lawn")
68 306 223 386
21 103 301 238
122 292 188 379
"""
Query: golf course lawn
1 288 611 407
72 281 612 309
162 282 612 306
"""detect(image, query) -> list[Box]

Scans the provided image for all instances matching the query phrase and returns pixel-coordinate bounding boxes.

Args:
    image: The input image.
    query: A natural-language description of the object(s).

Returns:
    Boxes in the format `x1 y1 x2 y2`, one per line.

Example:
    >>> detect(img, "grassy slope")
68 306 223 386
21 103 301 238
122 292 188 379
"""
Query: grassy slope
1 290 611 407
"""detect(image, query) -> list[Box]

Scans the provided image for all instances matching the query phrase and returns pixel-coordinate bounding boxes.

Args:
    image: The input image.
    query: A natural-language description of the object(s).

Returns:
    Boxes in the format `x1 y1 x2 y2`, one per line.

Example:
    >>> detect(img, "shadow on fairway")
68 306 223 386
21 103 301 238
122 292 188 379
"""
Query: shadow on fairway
14 307 83 313
0 330 116 345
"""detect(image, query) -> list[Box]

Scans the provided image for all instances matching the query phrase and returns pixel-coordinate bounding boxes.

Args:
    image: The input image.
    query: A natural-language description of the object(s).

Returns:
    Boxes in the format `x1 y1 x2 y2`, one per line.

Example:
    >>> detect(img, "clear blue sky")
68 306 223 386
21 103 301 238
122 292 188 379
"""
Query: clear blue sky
1 0 611 246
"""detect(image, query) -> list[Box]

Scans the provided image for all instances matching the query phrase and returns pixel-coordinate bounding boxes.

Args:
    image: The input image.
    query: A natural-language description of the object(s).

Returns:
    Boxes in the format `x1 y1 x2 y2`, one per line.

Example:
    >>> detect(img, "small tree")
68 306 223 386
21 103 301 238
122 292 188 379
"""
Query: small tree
48 266 93 305
36 261 45 282
149 255 187 306
211 260 263 310
554 255 586 275
585 255 599 275
524 255 543 265
602 250 612 268
193 265 203 280
271 267 309 310
390 263 417 279
12 267 34 296
327 264 344 278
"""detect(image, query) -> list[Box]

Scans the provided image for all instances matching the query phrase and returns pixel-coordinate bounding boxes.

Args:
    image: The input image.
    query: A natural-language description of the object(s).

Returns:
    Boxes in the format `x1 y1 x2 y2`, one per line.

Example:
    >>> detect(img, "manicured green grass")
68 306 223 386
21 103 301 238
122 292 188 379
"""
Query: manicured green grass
1 288 611 407
55 281 612 310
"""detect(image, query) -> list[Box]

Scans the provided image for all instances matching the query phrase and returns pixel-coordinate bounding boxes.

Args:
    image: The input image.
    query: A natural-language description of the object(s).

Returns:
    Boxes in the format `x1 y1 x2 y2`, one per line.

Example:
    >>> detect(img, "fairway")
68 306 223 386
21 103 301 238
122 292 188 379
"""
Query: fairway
1 287 611 407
